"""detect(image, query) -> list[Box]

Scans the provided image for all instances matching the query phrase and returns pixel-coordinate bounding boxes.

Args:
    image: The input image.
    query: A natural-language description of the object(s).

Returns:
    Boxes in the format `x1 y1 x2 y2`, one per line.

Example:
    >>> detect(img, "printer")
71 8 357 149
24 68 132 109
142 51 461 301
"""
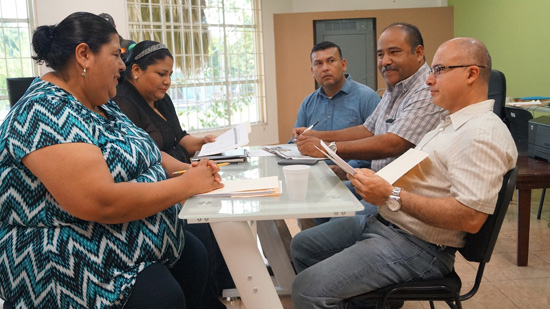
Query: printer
528 115 550 161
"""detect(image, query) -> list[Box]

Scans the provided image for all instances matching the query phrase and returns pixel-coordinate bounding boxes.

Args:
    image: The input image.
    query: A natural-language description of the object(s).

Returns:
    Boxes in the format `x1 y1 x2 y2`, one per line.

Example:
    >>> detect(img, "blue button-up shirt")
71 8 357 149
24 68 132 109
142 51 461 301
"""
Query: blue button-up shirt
292 75 380 168
293 74 380 134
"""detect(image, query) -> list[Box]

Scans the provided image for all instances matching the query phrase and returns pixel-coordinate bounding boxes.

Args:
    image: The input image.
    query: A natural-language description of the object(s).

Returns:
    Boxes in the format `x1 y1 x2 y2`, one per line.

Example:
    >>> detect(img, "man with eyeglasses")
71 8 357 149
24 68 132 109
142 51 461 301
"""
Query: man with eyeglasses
294 23 444 227
290 37 517 309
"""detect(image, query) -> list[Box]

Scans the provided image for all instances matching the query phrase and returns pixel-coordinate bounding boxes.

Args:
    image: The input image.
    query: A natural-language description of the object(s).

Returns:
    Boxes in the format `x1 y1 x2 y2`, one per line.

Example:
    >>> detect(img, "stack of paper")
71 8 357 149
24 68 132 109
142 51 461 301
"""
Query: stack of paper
196 176 281 198
507 100 544 107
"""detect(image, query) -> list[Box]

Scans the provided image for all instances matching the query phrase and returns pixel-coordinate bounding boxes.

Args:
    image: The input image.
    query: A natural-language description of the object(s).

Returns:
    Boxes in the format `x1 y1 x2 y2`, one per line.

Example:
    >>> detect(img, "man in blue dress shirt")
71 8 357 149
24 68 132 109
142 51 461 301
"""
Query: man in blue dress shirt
291 41 380 170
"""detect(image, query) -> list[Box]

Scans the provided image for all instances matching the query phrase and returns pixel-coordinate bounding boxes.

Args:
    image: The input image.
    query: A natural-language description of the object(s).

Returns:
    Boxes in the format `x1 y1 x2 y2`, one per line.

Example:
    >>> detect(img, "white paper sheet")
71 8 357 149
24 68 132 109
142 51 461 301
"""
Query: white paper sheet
316 142 429 184
198 122 250 156
248 149 276 157
506 100 543 107
263 144 324 161
375 148 429 184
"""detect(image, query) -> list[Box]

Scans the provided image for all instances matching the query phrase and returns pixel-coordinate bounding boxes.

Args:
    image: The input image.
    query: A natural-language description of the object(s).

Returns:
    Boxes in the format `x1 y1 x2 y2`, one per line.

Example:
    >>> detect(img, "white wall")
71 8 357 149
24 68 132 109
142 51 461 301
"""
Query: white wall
33 0 129 76
34 0 128 37
31 0 446 145
253 0 292 145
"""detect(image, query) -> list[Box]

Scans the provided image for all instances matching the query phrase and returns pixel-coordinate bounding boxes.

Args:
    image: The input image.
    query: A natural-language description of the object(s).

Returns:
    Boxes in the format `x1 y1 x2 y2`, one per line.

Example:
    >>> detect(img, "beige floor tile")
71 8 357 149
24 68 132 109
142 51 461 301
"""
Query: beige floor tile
409 281 519 309
453 281 518 309
492 277 550 309
400 300 424 308
482 256 550 281
221 295 294 309
532 250 550 264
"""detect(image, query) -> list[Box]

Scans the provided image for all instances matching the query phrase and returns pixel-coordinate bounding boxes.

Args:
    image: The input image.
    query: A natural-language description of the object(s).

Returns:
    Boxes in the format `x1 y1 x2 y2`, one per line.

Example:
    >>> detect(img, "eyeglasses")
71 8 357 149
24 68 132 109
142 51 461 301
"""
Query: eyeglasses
429 64 487 77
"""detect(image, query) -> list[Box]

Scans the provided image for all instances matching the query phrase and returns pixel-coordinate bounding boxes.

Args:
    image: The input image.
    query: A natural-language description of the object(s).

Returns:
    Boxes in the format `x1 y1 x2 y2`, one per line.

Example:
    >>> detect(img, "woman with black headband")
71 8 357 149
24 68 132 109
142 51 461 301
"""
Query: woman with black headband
113 40 232 309
114 40 216 164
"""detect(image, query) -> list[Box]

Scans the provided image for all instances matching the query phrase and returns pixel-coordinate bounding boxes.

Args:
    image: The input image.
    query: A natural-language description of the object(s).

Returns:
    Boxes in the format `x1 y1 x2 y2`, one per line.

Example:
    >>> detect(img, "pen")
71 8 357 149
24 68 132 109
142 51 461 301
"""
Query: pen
293 120 319 142
172 162 230 175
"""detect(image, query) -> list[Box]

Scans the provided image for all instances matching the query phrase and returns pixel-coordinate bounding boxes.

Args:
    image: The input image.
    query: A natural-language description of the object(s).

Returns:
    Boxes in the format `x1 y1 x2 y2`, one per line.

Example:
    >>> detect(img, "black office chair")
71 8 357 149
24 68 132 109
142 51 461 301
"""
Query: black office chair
488 70 507 123
6 77 35 107
341 167 518 309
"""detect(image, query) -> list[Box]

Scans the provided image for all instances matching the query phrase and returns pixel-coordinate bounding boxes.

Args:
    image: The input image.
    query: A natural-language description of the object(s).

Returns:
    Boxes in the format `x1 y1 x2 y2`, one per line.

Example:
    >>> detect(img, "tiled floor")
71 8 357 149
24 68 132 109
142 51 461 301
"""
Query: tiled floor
223 189 550 309
2 190 548 309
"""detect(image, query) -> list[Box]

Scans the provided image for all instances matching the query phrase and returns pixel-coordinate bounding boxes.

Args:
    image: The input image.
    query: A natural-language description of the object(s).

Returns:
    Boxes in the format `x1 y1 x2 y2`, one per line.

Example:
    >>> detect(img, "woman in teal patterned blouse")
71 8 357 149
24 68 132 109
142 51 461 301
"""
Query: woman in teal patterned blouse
0 12 223 308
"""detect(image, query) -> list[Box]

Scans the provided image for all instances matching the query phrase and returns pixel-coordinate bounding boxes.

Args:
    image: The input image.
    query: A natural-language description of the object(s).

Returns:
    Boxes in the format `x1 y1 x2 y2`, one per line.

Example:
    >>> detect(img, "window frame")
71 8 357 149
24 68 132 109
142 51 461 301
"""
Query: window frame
0 0 38 120
126 0 266 133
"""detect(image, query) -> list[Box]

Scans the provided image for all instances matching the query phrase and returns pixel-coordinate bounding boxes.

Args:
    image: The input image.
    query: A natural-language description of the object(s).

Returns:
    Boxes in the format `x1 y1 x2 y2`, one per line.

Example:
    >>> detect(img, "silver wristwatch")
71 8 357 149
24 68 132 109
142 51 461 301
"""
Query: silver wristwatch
386 187 402 212
328 141 337 153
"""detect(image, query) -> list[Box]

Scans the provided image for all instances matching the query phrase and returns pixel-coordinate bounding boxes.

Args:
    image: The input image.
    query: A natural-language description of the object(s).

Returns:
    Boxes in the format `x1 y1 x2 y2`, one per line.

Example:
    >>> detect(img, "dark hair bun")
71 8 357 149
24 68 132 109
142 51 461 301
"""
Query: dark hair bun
32 25 54 63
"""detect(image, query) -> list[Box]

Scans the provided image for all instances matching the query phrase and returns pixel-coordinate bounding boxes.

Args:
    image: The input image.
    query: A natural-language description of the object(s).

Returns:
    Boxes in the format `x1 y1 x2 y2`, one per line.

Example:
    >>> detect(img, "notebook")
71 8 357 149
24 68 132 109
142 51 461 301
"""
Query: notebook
192 148 248 163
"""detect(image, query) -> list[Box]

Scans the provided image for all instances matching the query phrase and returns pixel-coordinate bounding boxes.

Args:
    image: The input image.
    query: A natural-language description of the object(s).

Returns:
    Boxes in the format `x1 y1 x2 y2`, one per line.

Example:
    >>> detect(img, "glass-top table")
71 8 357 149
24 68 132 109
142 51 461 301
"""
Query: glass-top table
180 156 363 222
179 155 364 308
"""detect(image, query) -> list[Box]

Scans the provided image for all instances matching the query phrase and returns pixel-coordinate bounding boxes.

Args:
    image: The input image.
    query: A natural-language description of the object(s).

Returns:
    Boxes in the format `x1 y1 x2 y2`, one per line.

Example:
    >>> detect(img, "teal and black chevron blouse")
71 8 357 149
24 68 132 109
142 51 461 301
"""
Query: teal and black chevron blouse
0 79 185 308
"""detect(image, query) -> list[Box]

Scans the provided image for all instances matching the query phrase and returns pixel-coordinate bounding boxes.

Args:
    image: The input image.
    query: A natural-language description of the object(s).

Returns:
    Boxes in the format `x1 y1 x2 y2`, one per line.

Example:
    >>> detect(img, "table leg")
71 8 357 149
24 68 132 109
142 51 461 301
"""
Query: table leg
257 220 296 294
210 221 283 309
517 188 531 266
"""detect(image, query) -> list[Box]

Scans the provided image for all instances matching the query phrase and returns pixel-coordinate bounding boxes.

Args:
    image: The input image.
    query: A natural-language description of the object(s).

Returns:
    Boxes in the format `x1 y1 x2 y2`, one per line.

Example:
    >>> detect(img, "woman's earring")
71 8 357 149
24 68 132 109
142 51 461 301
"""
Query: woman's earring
82 67 87 77
134 75 138 80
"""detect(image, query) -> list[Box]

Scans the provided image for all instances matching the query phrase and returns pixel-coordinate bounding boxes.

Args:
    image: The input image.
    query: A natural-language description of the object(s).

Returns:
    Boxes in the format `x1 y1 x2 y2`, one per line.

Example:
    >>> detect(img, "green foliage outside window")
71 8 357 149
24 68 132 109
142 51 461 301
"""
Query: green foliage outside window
126 0 265 132
0 1 37 120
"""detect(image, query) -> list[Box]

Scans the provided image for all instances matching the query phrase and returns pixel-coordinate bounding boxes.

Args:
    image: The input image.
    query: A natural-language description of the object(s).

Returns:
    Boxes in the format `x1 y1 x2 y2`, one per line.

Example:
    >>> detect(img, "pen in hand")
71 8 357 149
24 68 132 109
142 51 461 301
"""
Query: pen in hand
293 120 319 143
172 162 230 175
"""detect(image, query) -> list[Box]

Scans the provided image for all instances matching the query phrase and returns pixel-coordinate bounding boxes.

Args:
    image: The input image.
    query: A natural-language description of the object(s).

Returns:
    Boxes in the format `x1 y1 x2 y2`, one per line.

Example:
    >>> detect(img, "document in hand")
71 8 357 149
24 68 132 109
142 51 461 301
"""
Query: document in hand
196 176 282 198
316 141 356 175
198 122 251 157
316 141 429 184
375 148 429 184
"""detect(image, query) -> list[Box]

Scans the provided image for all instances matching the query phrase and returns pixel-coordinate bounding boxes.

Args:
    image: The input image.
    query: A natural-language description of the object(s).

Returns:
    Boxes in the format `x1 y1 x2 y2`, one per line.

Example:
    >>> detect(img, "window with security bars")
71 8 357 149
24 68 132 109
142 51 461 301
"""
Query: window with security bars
0 0 38 121
126 0 265 131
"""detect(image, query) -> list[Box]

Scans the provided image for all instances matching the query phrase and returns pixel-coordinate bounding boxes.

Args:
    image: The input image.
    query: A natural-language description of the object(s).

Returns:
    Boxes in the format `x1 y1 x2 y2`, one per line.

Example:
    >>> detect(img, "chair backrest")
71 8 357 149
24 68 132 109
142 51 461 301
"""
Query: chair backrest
488 70 506 120
6 77 35 107
505 106 533 156
459 166 518 263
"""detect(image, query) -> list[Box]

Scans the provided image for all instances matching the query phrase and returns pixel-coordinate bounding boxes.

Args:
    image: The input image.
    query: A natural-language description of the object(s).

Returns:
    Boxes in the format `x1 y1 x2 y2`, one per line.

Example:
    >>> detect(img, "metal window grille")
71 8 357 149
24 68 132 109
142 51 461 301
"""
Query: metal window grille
0 0 37 120
126 0 265 132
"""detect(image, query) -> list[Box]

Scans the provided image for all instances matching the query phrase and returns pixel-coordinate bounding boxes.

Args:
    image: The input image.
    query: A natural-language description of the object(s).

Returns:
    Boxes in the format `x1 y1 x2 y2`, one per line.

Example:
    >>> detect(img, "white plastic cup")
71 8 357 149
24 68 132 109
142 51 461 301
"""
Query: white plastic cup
283 165 311 201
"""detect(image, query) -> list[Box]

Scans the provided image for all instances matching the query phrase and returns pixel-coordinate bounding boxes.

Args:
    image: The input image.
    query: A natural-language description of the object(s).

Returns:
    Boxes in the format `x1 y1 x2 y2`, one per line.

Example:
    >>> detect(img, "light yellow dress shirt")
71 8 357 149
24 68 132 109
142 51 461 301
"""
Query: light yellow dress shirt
380 100 518 248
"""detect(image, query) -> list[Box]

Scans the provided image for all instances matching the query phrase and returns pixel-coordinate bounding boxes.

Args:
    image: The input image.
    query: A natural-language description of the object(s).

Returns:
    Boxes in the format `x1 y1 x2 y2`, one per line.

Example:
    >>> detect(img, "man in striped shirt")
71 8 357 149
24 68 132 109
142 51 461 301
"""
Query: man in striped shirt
295 23 444 227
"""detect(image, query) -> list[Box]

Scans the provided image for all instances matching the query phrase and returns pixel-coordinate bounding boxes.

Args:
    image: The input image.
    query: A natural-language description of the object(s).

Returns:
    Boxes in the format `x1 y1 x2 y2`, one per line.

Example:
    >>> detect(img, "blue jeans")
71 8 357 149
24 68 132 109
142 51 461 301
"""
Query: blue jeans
290 215 456 309
313 181 378 226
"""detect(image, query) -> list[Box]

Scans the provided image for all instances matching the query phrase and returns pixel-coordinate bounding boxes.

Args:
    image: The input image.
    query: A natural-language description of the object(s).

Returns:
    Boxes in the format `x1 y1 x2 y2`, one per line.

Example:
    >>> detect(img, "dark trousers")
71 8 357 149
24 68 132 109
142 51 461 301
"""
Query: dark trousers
125 229 225 309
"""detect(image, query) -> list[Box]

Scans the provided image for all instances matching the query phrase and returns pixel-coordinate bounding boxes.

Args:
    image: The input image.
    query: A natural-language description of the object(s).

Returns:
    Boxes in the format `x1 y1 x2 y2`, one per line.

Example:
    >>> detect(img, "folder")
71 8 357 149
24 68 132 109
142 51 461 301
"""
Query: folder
317 140 429 184
196 176 282 197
